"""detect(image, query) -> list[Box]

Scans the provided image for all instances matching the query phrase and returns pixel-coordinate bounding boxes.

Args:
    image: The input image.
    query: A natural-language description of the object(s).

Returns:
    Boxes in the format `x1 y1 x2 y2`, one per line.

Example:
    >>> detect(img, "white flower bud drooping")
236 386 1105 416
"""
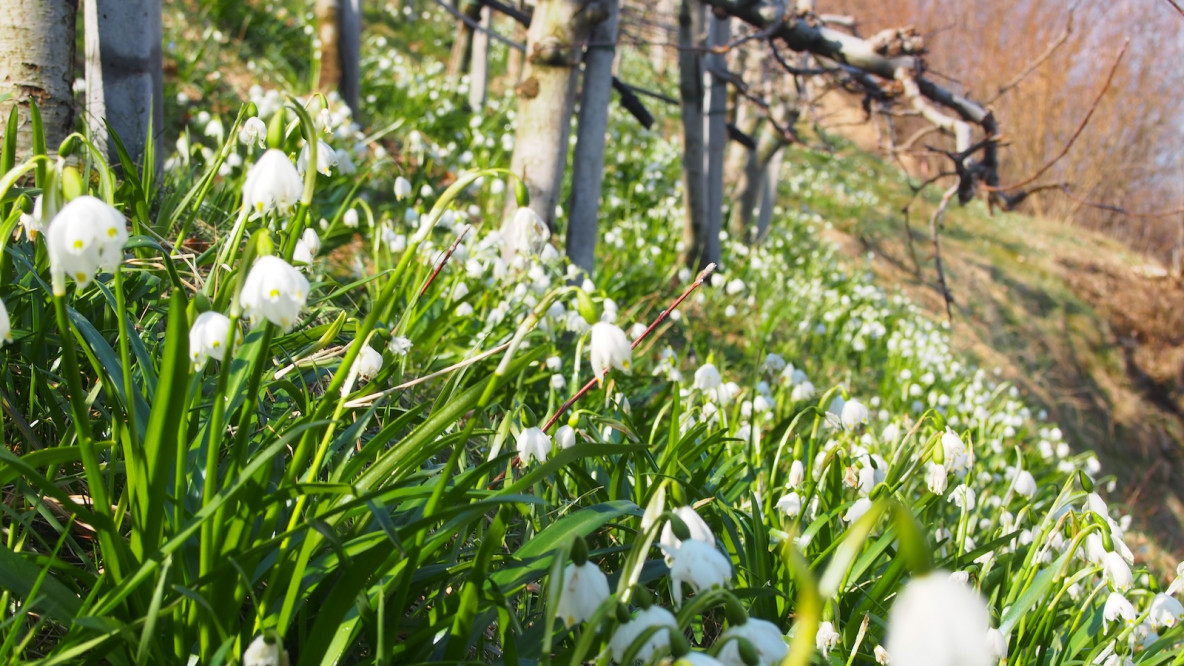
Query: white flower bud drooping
45 196 128 295
243 149 302 215
189 311 231 368
238 255 310 331
589 322 631 383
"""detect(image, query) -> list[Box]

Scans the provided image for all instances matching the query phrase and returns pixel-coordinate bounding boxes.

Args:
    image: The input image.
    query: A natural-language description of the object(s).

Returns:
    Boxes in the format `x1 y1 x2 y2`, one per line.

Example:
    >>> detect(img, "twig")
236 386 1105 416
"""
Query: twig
985 6 1074 104
1163 0 1184 17
989 40 1127 193
1056 185 1184 219
433 0 525 52
419 226 471 297
930 185 959 321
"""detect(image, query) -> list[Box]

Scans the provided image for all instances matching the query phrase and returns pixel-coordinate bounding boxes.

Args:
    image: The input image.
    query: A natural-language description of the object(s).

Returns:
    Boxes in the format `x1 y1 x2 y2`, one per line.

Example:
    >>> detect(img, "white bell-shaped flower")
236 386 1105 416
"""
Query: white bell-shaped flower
239 255 310 331
1103 592 1136 626
609 605 678 663
500 206 550 261
589 321 631 382
555 424 577 450
352 345 383 381
1011 470 1037 498
815 621 841 657
840 398 869 430
189 311 231 368
660 505 714 554
716 617 788 666
394 176 413 200
293 228 321 264
243 149 302 214
694 363 722 392
1102 551 1133 591
885 572 994 666
45 195 128 294
0 298 11 347
297 139 338 176
243 634 283 666
1149 593 1184 629
516 426 552 464
555 561 610 627
668 540 731 606
238 116 267 147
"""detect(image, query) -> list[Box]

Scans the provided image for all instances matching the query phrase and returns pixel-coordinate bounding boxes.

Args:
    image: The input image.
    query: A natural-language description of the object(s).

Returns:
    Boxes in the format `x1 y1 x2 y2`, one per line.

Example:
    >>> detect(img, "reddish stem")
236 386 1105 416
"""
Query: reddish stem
418 226 471 297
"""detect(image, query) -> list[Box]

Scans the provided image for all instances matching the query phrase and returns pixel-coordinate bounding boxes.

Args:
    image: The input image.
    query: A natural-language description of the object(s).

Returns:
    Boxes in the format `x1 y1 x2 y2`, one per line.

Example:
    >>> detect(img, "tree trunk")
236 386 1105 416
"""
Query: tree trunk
505 0 590 231
755 147 782 242
566 0 619 275
678 0 710 270
703 13 729 266
467 7 490 109
84 0 163 169
649 0 673 76
730 98 797 240
0 0 77 158
316 0 361 116
447 1 482 79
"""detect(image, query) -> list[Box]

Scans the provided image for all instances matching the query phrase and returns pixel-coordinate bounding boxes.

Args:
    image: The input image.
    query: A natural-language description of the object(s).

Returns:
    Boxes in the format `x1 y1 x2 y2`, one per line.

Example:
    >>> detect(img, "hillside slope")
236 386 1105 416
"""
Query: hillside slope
782 141 1184 566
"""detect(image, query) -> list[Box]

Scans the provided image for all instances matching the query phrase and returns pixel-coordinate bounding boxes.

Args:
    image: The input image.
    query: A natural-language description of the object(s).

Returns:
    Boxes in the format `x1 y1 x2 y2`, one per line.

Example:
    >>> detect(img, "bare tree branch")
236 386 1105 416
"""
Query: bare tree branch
985 5 1075 105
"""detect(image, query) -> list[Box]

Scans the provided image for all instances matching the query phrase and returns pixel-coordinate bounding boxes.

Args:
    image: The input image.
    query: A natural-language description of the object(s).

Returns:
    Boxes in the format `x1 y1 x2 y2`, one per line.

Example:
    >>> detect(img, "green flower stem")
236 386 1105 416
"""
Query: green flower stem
113 270 137 445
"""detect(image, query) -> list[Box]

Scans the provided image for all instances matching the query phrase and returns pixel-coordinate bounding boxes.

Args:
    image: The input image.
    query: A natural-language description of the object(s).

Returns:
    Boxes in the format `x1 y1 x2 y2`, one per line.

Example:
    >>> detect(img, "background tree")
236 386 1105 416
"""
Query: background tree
316 0 363 116
0 0 77 156
83 0 164 169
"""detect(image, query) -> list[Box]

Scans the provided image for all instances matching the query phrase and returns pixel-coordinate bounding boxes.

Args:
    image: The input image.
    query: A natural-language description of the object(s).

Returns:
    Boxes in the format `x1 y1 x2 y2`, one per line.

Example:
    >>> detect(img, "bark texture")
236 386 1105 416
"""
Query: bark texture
84 0 163 168
316 0 361 116
447 1 483 78
566 0 619 274
505 0 590 231
467 7 490 109
702 14 729 267
0 0 77 157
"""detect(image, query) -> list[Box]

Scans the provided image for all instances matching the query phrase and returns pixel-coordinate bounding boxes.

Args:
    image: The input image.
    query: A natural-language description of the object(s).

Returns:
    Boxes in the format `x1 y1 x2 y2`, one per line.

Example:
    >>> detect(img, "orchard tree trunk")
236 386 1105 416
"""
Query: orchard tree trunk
678 0 710 270
755 147 782 241
505 0 591 231
467 7 490 109
505 5 526 85
730 99 797 239
0 0 77 157
566 0 619 275
649 0 674 76
447 1 483 79
84 0 163 169
703 13 729 266
316 0 362 116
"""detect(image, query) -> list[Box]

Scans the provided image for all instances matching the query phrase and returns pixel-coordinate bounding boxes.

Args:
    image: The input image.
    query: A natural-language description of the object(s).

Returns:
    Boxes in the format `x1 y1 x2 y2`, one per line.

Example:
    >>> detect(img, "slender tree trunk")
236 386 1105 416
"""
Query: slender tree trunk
649 0 673 76
505 0 590 231
0 0 77 157
730 98 797 239
447 1 482 79
702 14 729 266
84 0 163 169
678 0 710 270
468 7 490 109
339 0 361 116
755 147 782 241
566 0 619 275
316 0 361 116
505 7 526 86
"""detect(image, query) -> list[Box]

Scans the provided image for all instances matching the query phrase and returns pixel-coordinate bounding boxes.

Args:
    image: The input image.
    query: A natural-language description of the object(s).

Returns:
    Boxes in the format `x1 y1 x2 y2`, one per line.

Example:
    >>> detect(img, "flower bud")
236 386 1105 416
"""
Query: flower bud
668 514 691 542
571 535 589 567
737 637 761 666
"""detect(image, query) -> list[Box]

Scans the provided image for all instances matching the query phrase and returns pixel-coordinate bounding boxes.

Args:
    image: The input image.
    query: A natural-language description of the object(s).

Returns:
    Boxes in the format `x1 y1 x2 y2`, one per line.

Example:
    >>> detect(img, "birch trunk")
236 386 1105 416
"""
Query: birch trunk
467 7 490 109
0 0 77 157
316 0 361 116
702 14 729 266
566 0 619 275
84 0 162 169
447 1 482 79
505 0 589 231
678 0 710 269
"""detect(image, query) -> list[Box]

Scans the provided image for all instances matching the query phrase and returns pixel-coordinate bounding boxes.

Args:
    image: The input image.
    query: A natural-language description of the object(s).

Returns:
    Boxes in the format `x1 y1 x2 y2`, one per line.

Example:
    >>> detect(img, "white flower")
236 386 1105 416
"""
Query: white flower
555 561 610 627
941 428 974 476
335 148 356 175
297 139 338 176
516 426 551 464
1102 551 1133 591
815 621 840 657
342 208 359 229
660 505 714 553
388 336 412 356
874 645 890 664
717 617 788 666
790 381 815 402
787 460 805 489
243 634 283 666
1011 470 1037 498
926 462 949 495
668 539 731 606
1149 593 1184 629
763 353 787 374
189 311 231 368
46 196 128 294
238 255 309 331
886 572 993 666
0 298 11 347
840 398 869 430
394 176 413 200
19 194 45 239
352 345 383 381
238 116 266 148
243 149 302 214
292 228 321 264
674 653 726 666
843 497 873 523
555 424 577 449
694 363 722 392
501 207 550 260
1103 592 1136 626
589 321 631 382
985 628 1007 661
777 492 802 518
610 605 678 663
951 486 976 512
